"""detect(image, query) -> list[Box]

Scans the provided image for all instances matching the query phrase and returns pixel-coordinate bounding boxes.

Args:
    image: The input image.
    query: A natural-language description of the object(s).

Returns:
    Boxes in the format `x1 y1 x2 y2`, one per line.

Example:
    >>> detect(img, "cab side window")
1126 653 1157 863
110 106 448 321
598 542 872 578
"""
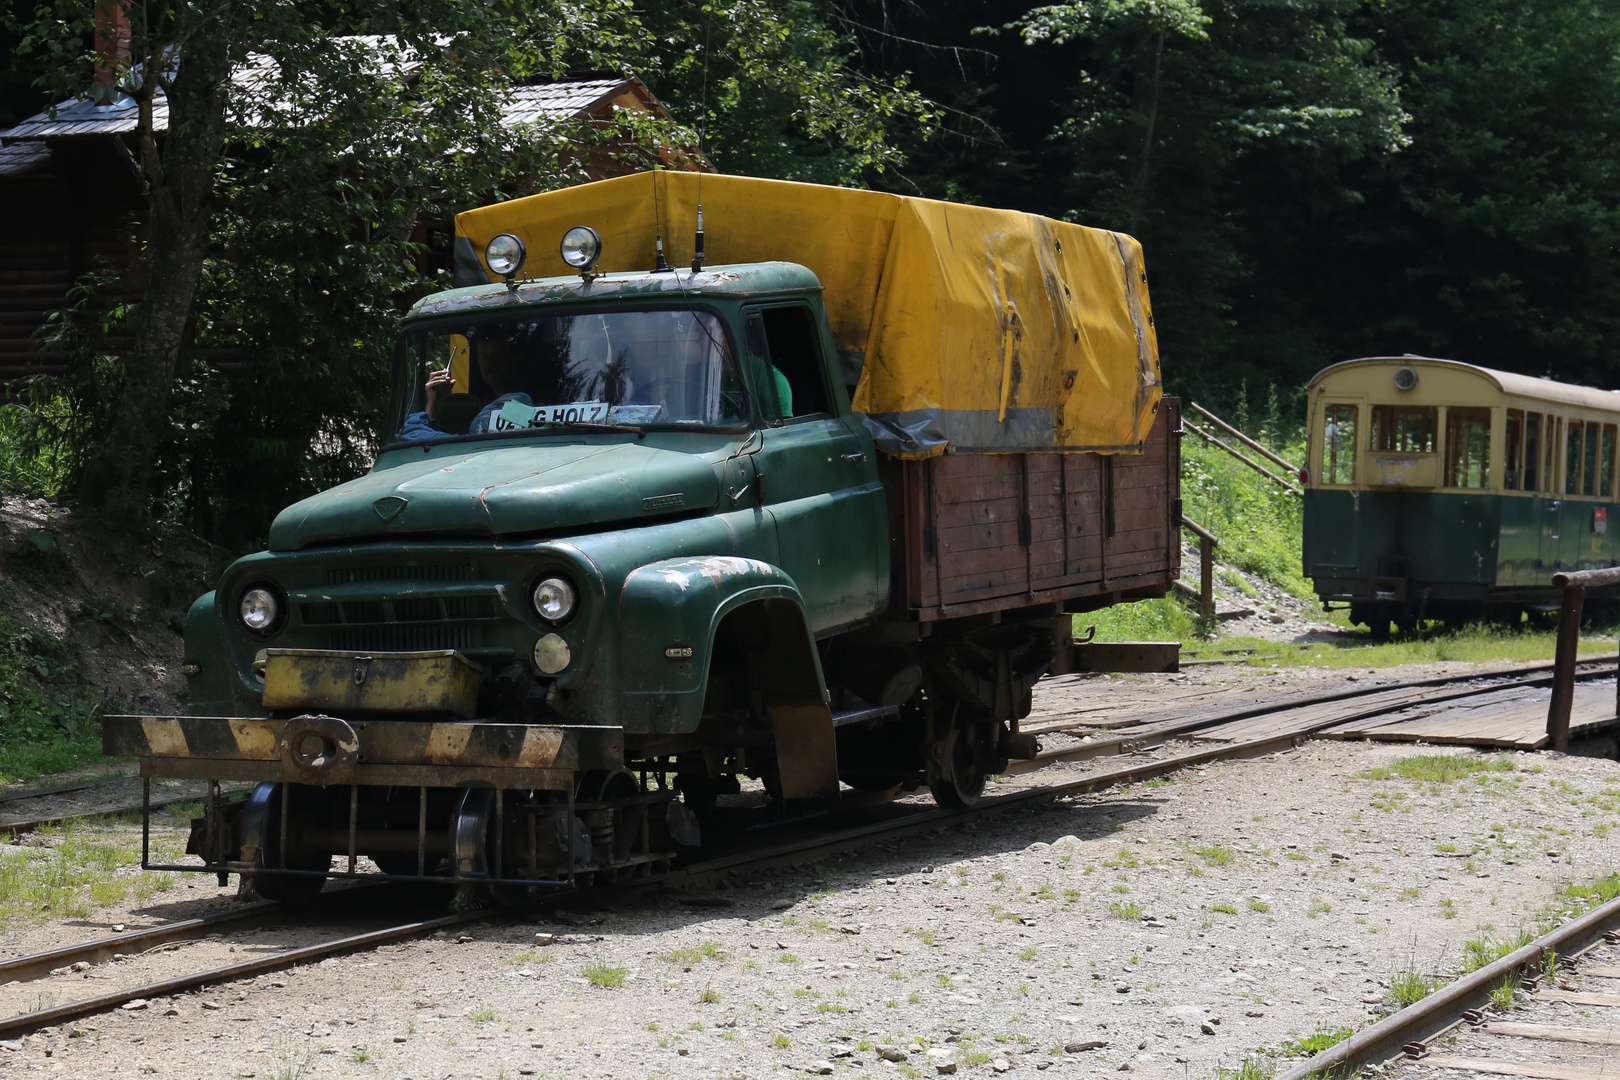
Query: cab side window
760 306 830 418
1504 409 1523 490
1444 407 1491 488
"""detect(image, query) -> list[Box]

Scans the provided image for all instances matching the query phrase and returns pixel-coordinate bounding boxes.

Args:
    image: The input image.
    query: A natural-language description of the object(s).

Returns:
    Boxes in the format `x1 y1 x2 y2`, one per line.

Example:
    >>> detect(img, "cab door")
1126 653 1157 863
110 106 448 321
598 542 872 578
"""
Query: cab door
743 303 888 635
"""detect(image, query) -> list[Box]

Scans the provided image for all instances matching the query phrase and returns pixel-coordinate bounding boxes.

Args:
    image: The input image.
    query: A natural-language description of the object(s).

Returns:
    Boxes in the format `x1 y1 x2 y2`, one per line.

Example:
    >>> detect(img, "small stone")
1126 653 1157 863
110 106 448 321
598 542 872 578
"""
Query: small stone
937 1063 958 1075
533 932 556 946
1118 1064 1132 1073
1246 1010 1265 1017
200 1001 223 1011
531 1042 545 1049
772 899 795 910
880 1047 908 1062
1115 983 1130 994
805 1062 833 1075
1546 851 1561 858
455 934 474 943
122 999 149 1011
0 1041 20 1052
112 924 125 932
1200 1022 1217 1035
1330 852 1349 862
993 1059 1012 1073
839 925 860 935
163 1007 180 1017
70 962 90 973
677 1048 690 1056
1065 1041 1106 1053
393 1036 407 1043
49 967 68 977
1360 995 1383 1004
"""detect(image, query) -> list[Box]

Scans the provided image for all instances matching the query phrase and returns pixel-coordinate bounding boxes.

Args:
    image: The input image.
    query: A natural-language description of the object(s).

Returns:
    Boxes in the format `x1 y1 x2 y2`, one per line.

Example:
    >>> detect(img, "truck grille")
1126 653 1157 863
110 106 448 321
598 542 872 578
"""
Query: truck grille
322 625 482 652
324 563 475 585
298 596 495 625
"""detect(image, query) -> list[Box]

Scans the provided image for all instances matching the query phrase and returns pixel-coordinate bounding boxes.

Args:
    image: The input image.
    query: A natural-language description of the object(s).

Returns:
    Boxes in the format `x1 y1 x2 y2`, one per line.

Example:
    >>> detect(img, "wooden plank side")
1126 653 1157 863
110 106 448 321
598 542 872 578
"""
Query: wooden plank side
1423 1056 1610 1080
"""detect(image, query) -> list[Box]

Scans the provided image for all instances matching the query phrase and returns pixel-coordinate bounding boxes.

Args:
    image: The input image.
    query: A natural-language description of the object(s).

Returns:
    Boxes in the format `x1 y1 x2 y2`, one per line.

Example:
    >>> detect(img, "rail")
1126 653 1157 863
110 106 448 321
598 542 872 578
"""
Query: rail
1180 515 1219 621
1546 566 1620 749
1189 401 1302 475
1182 404 1303 496
5 657 1615 1040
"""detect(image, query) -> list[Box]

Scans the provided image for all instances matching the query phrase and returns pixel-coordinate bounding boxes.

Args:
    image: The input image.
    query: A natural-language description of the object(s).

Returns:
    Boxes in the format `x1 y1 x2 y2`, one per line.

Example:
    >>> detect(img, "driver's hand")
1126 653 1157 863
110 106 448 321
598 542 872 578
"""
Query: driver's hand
424 368 454 414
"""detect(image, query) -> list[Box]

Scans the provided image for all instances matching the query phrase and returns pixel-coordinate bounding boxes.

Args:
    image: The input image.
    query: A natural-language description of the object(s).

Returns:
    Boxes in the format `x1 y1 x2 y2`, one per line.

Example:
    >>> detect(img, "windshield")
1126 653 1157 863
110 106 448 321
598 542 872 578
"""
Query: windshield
390 309 747 442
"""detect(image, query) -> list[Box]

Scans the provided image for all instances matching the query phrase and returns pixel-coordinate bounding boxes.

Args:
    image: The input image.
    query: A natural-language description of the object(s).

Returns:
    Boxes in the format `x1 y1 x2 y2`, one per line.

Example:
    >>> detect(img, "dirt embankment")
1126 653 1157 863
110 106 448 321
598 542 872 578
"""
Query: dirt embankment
0 494 221 716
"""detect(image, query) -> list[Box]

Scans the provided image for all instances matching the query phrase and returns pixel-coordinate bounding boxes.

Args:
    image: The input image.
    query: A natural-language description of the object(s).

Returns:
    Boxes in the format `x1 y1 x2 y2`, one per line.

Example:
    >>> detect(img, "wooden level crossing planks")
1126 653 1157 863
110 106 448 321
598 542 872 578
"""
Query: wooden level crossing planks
1482 1022 1620 1047
1424 1057 1615 1080
1316 684 1619 751
1581 966 1620 978
1537 988 1620 1007
1188 685 1448 743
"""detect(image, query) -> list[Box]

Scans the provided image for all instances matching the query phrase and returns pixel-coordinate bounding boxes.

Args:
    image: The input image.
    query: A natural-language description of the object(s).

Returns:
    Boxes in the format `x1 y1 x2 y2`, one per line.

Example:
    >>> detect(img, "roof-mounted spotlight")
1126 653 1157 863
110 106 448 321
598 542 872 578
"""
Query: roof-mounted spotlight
560 225 603 282
485 233 527 292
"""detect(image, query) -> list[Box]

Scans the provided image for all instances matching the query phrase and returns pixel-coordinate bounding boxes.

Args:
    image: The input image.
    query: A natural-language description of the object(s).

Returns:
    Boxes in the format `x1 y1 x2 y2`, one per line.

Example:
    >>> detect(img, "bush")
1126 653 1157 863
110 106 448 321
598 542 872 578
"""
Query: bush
0 616 108 781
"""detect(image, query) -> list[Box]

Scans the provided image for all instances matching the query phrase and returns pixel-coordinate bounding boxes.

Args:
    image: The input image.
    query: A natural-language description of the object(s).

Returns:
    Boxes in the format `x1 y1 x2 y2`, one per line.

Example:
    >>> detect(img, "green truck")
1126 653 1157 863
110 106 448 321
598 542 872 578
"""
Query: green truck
104 172 1178 901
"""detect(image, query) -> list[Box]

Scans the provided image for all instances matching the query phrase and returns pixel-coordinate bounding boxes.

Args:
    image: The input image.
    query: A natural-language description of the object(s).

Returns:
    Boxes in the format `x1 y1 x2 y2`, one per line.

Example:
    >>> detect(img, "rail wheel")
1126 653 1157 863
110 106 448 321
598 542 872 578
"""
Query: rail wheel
926 724 988 809
238 782 330 905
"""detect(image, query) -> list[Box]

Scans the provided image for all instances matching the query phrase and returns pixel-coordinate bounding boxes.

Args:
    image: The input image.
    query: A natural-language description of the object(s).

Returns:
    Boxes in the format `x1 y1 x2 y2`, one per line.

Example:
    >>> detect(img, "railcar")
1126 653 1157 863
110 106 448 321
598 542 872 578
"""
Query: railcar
103 172 1180 903
1303 356 1620 634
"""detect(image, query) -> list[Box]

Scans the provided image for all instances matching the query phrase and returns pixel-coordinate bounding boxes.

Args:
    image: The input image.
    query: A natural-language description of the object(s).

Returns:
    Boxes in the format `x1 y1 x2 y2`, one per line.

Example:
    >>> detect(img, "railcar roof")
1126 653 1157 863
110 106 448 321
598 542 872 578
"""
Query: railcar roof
1312 355 1620 412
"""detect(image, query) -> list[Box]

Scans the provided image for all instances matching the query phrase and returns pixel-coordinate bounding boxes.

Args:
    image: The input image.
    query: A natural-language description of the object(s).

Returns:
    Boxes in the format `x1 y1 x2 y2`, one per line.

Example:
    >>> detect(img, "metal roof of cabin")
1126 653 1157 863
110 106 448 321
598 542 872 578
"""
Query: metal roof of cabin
0 39 652 143
0 141 52 176
1314 355 1620 412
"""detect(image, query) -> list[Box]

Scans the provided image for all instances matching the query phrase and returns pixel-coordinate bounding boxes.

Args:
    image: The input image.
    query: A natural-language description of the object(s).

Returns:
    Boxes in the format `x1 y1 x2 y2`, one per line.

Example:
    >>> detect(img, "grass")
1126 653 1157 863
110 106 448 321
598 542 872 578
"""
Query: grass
0 818 183 923
665 941 727 967
0 614 115 782
1106 900 1143 919
582 960 626 988
1362 755 1516 783
1281 1024 1359 1056
1211 902 1240 915
1214 1055 1277 1080
1389 959 1444 1005
1195 844 1236 867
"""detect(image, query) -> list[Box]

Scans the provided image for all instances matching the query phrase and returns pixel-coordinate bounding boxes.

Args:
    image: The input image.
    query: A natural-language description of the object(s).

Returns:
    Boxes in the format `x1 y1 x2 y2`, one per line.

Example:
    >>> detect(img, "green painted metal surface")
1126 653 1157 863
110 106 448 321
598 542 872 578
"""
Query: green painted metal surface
187 265 890 736
1306 489 1620 599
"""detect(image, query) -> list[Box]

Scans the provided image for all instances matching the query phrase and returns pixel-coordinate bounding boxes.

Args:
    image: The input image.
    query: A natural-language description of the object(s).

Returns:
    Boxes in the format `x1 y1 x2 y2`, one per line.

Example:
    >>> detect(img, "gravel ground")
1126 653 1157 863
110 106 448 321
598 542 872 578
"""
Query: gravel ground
3 667 1619 1080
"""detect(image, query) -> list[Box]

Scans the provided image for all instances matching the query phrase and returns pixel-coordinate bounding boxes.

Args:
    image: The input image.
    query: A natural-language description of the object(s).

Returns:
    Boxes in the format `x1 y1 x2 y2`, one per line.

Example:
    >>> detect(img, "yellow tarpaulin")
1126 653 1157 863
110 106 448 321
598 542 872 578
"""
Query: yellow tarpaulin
455 171 1161 457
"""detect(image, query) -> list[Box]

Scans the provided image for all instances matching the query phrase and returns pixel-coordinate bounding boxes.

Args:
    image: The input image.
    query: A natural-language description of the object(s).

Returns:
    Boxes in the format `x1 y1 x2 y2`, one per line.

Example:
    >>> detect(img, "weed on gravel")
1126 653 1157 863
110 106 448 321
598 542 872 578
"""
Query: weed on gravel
0 820 180 922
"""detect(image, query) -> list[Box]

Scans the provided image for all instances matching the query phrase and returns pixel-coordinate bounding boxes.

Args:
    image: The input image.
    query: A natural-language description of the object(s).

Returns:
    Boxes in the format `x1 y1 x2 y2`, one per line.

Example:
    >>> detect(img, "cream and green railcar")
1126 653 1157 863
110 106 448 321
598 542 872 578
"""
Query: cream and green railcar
1304 356 1620 633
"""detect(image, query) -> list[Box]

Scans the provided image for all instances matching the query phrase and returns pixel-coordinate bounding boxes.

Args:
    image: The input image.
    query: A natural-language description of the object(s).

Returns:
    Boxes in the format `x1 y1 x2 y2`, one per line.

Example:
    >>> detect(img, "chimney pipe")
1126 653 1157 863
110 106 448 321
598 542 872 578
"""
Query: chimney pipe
92 1 131 106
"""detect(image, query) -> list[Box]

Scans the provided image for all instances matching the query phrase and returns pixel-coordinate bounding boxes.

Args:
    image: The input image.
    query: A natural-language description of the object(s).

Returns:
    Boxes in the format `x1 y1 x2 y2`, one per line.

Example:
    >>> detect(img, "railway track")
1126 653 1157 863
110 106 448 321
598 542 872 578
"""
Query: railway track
2 655 1615 1045
1277 893 1620 1080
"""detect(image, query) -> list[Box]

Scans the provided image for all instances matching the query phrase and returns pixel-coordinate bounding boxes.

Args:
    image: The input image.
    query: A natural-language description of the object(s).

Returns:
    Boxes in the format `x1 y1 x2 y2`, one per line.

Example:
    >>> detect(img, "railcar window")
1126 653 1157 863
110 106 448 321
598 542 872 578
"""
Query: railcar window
1546 417 1563 495
1504 410 1524 490
1444 407 1491 488
1321 404 1357 484
1370 405 1437 453
1584 423 1601 496
1604 425 1617 498
1524 413 1542 491
1566 421 1585 495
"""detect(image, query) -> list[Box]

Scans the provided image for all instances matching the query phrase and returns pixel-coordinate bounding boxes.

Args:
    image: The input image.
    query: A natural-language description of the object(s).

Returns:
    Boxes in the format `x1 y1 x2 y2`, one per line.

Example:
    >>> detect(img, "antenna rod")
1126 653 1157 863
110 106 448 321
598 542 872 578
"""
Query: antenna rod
691 205 705 273
654 232 670 272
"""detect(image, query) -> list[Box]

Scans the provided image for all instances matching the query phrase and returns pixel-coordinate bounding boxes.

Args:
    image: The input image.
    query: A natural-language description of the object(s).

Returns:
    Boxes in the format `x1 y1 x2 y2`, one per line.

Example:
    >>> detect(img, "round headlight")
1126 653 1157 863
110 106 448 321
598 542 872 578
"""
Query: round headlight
560 225 602 271
239 587 281 634
1393 366 1418 391
485 233 527 278
532 576 577 623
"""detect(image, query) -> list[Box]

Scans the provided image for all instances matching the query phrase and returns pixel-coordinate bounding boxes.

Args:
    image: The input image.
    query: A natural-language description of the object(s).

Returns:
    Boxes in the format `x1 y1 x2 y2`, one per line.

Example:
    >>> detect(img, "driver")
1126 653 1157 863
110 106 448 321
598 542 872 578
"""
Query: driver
399 336 533 440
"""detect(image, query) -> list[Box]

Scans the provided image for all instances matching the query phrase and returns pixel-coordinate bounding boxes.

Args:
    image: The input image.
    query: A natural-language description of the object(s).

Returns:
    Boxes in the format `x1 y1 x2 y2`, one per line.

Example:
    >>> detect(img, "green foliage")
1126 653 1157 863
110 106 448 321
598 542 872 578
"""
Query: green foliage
1181 432 1309 597
1361 754 1515 783
0 615 108 782
1079 596 1200 642
1280 1024 1358 1056
1388 959 1443 1005
582 960 627 987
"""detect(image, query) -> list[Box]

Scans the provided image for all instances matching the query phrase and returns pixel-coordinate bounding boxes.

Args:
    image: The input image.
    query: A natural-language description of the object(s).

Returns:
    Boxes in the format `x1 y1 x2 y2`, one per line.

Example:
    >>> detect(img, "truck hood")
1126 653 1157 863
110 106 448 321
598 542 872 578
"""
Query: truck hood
267 441 720 550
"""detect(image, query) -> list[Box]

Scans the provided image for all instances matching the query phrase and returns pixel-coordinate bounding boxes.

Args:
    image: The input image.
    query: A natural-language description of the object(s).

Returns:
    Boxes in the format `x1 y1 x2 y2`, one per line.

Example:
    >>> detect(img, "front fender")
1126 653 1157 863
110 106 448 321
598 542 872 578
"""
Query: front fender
617 556 825 734
181 592 238 715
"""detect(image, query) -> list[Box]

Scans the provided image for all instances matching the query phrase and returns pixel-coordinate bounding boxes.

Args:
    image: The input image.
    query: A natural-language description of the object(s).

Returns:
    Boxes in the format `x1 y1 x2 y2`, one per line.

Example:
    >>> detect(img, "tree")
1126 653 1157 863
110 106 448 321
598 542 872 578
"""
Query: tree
14 0 935 536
